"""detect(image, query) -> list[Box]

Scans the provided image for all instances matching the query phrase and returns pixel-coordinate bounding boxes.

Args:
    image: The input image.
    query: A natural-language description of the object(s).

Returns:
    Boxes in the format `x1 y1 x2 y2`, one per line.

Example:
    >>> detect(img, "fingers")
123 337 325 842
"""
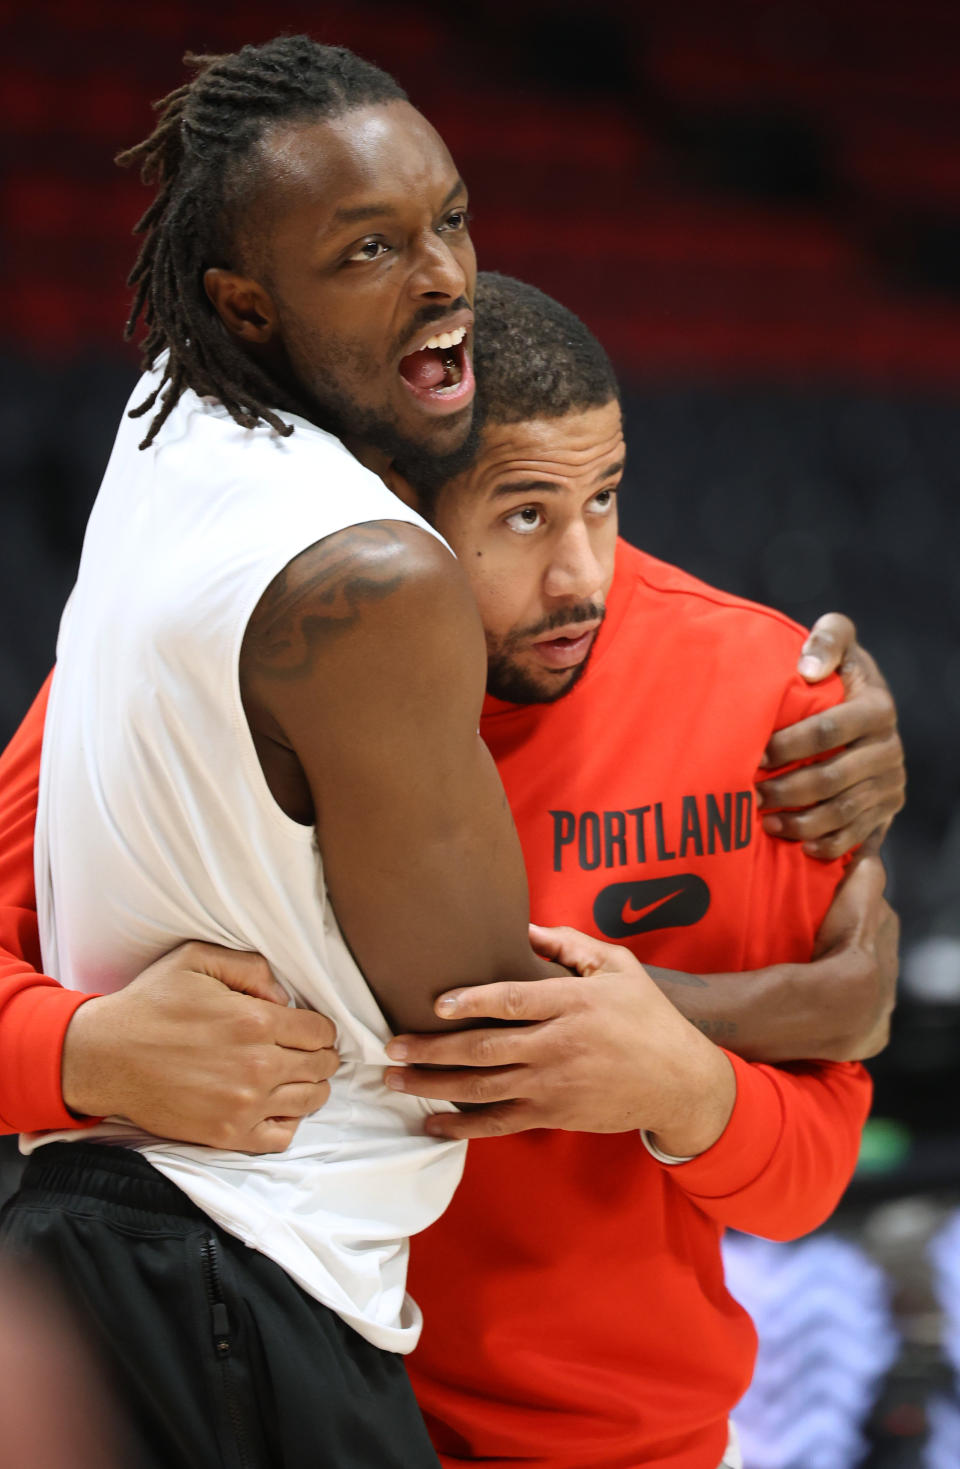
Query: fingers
801 808 892 862
243 1117 303 1154
267 1080 333 1117
169 942 289 1006
209 992 338 1054
798 614 858 680
273 1042 340 1085
219 1071 337 1153
201 1049 337 1152
762 771 905 858
424 1101 534 1141
758 733 903 812
154 945 339 1048
387 1022 533 1069
272 1004 338 1052
529 922 629 977
837 639 888 696
433 975 575 1025
386 1065 523 1106
763 689 897 769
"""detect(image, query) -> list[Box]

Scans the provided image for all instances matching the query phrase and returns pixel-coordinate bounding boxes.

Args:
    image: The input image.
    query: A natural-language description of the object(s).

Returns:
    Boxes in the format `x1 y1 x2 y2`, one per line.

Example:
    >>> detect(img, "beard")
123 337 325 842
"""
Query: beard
275 299 476 473
485 601 606 705
390 415 485 514
485 648 594 705
320 396 438 465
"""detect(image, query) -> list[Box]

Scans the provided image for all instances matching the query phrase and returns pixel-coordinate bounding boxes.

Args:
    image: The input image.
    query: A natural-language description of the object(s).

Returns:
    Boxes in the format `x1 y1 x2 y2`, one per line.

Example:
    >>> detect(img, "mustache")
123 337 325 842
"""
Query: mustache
395 298 472 358
511 602 606 645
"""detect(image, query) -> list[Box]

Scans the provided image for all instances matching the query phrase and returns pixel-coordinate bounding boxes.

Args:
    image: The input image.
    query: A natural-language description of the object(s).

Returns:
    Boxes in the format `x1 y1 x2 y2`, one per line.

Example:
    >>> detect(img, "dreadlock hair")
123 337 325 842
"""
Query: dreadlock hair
116 35 407 449
402 273 621 508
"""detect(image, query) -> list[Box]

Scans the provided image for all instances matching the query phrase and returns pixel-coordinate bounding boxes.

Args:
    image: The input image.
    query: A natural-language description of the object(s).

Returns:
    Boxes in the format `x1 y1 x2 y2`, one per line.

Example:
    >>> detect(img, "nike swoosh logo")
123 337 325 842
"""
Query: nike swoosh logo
621 887 689 926
593 875 711 939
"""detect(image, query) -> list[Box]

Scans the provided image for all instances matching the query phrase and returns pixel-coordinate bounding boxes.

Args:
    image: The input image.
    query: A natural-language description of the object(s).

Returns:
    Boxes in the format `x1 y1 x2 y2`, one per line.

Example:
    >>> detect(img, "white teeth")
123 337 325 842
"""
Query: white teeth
422 325 467 352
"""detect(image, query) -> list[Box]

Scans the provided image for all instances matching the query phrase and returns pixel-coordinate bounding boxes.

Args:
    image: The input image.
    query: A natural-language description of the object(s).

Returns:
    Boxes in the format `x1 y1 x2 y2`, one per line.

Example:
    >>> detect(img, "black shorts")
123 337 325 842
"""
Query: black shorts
0 1142 441 1469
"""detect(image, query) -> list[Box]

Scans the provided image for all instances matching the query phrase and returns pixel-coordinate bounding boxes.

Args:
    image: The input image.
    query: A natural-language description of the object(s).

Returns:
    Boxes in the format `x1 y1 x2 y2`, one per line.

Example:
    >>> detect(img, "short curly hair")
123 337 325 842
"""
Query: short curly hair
472 272 619 426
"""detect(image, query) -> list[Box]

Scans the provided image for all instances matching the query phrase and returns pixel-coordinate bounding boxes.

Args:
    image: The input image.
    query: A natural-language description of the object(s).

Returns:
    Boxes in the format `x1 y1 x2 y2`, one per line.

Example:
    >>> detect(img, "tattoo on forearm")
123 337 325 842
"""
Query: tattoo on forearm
245 523 407 681
695 1018 739 1041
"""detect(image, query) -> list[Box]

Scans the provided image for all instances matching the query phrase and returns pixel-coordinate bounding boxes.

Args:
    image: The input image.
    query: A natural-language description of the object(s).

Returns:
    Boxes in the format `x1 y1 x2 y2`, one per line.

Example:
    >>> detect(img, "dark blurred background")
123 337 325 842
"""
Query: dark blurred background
1 1 958 1464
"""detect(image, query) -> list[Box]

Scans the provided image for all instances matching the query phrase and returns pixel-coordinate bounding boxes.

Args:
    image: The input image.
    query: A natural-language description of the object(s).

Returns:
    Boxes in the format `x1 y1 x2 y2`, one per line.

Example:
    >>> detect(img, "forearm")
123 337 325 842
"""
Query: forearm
660 656 903 1063
647 958 880 1064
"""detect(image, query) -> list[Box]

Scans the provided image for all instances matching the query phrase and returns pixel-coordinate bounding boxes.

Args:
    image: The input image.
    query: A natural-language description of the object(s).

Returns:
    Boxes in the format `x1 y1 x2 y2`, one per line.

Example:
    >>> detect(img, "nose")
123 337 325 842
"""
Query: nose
543 522 606 603
408 229 473 301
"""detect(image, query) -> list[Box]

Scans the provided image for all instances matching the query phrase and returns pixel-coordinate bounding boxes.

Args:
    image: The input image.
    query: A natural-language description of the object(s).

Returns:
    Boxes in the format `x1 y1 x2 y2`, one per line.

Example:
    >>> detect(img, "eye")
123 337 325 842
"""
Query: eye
589 487 617 515
346 238 391 264
504 505 544 535
439 208 471 233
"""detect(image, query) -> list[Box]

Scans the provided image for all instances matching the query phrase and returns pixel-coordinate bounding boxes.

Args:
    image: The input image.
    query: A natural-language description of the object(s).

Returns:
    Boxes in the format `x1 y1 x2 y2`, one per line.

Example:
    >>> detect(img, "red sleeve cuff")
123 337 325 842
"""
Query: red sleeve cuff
654 1051 784 1200
0 983 103 1133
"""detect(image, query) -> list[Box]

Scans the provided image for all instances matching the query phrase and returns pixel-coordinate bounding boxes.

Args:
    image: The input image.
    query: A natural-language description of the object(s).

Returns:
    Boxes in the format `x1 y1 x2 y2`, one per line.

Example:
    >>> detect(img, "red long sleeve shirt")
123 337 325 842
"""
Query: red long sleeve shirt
0 674 96 1132
0 543 871 1469
407 543 872 1469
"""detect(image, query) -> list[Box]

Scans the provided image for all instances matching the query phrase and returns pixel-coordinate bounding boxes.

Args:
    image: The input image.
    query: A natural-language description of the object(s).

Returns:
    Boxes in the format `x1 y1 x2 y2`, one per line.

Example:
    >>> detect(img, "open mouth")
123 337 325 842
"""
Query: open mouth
398 325 474 413
531 627 599 670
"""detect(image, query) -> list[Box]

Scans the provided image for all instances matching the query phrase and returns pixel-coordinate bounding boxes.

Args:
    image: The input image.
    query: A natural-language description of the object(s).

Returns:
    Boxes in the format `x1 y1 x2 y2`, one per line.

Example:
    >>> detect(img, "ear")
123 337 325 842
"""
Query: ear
204 268 278 344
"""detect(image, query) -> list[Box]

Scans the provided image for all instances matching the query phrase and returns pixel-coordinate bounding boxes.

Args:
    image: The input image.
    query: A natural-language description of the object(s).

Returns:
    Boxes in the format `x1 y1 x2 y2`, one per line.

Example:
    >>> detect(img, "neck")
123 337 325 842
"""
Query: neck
343 436 393 481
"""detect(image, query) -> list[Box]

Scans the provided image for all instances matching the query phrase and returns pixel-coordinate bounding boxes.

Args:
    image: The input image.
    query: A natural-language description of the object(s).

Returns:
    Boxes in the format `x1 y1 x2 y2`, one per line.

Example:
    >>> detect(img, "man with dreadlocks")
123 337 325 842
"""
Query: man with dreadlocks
1 35 581 1469
0 243 901 1469
0 36 902 1469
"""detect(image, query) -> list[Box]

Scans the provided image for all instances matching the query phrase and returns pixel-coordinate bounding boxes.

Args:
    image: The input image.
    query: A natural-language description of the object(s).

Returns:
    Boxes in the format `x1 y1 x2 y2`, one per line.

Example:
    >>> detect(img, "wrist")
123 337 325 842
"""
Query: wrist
647 1043 736 1159
61 994 118 1119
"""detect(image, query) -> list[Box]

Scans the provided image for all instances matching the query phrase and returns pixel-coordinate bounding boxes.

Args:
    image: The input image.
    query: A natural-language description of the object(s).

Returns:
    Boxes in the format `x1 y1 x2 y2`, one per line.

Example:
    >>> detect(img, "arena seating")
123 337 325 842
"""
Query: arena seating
5 0 960 376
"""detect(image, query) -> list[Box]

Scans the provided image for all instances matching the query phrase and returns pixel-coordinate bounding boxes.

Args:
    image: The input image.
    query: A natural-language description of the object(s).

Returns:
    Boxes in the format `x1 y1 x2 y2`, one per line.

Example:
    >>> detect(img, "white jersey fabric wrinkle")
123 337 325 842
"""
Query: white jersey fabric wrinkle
29 367 465 1352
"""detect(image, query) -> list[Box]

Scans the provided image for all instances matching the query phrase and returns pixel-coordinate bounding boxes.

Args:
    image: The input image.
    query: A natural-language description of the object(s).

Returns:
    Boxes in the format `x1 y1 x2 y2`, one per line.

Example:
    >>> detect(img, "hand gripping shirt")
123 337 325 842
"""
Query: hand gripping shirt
28 369 465 1352
0 537 872 1460
406 539 872 1469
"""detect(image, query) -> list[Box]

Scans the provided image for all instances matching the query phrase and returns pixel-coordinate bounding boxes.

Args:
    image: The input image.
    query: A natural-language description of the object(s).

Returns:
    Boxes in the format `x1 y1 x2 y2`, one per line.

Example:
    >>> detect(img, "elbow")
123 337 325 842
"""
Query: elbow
826 999 895 1063
749 1190 850 1243
761 1205 843 1243
852 1014 893 1061
817 969 897 1062
817 1018 890 1063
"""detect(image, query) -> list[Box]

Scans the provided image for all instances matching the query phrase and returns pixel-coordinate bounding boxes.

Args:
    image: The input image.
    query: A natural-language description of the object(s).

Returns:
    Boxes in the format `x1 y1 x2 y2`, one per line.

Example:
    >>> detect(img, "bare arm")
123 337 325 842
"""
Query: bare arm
645 853 898 1062
406 928 872 1242
241 521 560 1036
385 854 895 1131
647 615 903 1058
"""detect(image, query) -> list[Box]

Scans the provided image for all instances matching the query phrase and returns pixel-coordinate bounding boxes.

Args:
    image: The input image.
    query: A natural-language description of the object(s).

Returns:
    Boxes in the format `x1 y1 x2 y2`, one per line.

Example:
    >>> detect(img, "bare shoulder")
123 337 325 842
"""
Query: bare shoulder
243 520 475 686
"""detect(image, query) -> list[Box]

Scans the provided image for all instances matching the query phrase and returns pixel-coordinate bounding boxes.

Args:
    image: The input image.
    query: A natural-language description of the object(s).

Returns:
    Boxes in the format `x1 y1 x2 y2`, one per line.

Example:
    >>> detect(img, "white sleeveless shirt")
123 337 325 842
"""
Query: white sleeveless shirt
29 369 466 1352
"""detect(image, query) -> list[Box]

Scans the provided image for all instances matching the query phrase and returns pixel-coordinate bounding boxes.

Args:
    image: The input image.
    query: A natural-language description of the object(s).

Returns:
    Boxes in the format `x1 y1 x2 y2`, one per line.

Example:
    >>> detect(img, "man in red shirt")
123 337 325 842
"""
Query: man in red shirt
0 275 901 1468
374 274 897 1468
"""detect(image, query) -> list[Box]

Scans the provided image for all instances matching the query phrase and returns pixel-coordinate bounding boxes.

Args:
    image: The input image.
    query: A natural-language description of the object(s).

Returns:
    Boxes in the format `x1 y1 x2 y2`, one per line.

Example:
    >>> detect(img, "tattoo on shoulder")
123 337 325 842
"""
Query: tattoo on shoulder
244 522 409 681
